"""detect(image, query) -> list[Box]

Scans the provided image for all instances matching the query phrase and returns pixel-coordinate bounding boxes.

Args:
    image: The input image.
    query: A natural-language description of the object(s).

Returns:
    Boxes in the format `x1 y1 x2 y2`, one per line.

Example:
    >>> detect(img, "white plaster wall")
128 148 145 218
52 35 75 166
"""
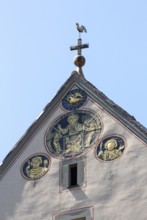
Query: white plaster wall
0 98 147 220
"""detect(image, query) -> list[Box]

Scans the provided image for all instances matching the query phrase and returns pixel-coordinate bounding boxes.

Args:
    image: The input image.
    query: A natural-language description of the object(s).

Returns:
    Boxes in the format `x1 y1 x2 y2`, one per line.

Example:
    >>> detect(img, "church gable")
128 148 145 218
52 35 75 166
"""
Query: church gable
0 70 147 180
0 69 146 219
0 24 147 220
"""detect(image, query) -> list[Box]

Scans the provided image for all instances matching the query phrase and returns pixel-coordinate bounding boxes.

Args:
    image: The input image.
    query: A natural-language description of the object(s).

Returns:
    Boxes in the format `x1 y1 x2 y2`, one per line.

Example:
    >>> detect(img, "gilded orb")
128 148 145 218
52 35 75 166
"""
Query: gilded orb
74 55 86 67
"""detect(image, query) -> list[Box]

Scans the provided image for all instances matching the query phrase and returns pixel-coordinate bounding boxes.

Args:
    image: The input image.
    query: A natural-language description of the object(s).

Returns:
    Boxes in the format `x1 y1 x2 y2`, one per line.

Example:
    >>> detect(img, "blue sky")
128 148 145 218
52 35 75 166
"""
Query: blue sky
0 0 147 163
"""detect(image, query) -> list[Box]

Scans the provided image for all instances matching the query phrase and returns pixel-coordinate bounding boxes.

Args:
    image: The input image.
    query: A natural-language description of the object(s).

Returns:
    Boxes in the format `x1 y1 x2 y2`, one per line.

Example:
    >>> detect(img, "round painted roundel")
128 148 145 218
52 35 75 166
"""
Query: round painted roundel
21 154 50 180
96 136 125 161
45 110 102 159
62 88 87 110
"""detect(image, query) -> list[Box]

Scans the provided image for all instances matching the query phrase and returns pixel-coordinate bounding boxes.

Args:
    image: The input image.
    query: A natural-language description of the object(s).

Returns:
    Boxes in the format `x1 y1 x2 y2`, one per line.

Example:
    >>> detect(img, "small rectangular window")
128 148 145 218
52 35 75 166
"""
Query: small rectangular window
61 158 85 191
69 163 77 187
54 206 93 220
72 218 86 220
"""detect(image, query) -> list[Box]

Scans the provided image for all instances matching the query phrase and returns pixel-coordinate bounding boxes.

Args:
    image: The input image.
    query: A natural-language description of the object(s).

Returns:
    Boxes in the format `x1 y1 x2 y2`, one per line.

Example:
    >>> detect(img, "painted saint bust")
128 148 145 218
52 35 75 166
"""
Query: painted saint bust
96 137 125 161
22 154 50 180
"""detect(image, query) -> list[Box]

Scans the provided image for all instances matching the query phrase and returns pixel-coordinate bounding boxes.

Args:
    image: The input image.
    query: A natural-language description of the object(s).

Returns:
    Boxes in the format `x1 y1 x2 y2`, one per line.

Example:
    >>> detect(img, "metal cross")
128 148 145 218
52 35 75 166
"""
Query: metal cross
70 38 89 55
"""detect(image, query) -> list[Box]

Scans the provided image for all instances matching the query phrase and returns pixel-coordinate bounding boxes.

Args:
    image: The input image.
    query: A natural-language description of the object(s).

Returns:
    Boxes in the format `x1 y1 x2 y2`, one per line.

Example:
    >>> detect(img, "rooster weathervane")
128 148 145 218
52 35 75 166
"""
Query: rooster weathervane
76 23 87 38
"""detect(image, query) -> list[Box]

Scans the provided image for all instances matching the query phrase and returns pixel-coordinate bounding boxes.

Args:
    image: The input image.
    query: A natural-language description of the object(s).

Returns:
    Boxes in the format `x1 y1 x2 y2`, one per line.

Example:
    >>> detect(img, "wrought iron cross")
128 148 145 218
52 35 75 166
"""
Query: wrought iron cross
70 38 89 55
70 23 89 55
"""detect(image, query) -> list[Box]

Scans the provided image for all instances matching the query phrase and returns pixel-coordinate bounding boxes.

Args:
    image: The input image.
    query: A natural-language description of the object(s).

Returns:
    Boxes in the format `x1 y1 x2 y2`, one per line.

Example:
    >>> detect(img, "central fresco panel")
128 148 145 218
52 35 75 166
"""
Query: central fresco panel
45 110 102 159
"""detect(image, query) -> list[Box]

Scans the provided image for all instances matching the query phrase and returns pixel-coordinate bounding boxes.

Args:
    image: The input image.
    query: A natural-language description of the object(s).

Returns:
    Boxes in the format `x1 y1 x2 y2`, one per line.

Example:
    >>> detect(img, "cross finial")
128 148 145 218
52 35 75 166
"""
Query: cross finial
70 38 89 55
70 23 88 55
70 23 89 75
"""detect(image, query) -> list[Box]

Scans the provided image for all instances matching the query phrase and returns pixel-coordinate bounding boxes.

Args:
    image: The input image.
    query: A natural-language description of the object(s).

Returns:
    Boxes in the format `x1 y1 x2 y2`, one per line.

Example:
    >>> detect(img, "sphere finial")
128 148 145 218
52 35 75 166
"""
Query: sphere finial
73 55 86 75
74 55 86 67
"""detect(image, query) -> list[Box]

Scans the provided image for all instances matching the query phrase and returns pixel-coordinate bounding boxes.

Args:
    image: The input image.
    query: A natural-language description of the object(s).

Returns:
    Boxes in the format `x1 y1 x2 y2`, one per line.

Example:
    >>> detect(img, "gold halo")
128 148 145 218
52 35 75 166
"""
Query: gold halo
105 138 117 150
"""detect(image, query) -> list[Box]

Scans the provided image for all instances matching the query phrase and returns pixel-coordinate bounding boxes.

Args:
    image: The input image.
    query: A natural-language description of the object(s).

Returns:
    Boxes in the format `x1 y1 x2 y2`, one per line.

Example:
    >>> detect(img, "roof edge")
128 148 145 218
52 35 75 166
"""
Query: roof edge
0 72 146 180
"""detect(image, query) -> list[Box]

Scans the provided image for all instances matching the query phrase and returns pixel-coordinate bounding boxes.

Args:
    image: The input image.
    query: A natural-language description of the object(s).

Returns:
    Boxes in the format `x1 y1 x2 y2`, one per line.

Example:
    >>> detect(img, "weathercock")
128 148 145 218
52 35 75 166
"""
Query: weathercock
76 23 87 34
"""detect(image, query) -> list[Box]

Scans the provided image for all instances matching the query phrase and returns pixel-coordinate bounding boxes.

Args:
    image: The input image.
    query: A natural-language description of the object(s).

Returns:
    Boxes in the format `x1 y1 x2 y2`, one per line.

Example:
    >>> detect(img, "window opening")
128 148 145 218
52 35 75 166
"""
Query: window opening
72 218 86 220
69 163 77 187
61 159 85 190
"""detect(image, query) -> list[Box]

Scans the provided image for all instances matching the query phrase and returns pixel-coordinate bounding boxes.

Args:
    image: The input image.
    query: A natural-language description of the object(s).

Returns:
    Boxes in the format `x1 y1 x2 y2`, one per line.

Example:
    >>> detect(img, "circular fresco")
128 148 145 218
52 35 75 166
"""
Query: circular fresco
96 136 125 161
62 88 87 110
45 110 102 159
21 154 50 180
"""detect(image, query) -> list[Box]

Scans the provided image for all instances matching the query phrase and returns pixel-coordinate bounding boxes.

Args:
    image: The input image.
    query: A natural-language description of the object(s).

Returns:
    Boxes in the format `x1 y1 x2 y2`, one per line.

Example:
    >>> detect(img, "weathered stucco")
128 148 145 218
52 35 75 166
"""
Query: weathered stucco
0 87 147 220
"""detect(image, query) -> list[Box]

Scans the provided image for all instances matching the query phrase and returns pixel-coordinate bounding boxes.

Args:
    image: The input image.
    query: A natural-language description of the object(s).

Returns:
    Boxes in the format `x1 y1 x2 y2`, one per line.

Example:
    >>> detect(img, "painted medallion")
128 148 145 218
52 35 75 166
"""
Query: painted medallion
96 136 125 161
62 88 87 110
21 154 50 180
46 110 101 159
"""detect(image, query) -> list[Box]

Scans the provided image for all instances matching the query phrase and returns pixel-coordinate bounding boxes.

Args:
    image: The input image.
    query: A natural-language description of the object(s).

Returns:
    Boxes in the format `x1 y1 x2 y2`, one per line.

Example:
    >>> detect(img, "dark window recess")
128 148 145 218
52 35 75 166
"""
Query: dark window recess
62 159 84 189
69 164 78 187
72 218 86 220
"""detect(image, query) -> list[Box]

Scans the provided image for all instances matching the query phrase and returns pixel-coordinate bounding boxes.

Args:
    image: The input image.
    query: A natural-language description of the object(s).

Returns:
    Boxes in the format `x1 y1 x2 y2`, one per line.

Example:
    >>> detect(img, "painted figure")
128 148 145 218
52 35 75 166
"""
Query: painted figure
53 113 101 155
26 156 48 179
67 92 83 104
98 138 125 161
57 114 83 154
